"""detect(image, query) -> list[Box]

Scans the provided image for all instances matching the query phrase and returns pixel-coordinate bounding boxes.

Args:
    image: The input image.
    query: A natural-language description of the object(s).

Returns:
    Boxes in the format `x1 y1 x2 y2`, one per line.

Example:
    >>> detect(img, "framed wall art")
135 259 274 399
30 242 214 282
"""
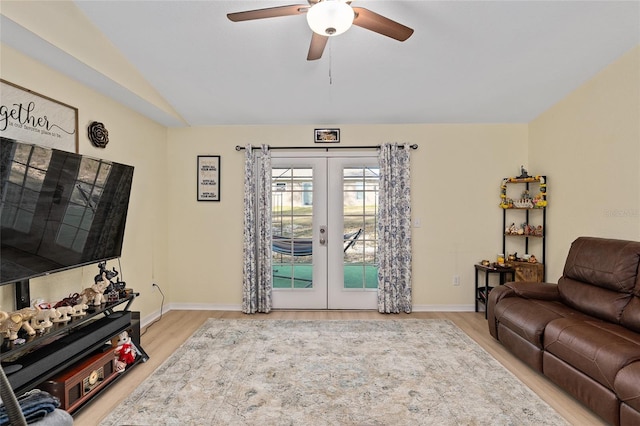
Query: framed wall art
197 155 221 201
0 79 79 153
314 128 340 143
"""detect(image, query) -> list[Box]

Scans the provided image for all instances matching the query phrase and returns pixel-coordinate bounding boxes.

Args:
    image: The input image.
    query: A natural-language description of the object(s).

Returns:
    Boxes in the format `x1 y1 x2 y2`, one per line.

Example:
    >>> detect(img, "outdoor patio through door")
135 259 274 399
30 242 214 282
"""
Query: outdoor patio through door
271 153 379 309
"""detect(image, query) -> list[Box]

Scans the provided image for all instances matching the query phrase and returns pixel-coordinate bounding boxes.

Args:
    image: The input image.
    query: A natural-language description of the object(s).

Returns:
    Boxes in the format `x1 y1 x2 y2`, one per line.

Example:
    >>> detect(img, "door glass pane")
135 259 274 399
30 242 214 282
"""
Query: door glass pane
272 167 314 289
343 166 379 289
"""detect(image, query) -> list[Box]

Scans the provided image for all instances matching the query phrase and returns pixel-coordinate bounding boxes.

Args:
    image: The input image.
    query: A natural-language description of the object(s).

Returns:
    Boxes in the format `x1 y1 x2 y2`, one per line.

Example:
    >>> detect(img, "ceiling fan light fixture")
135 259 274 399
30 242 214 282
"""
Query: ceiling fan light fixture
306 0 354 37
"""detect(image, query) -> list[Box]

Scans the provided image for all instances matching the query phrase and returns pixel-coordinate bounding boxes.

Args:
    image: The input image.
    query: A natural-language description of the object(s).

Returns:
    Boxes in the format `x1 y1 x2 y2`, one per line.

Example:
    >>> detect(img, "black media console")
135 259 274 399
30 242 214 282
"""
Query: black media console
1 294 148 413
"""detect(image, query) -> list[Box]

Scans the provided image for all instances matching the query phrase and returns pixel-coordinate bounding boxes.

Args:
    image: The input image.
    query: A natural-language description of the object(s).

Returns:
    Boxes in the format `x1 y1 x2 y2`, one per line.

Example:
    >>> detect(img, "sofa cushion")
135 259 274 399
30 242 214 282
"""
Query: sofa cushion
615 361 640 412
493 298 582 348
558 276 633 323
562 237 640 292
559 237 640 322
544 317 640 389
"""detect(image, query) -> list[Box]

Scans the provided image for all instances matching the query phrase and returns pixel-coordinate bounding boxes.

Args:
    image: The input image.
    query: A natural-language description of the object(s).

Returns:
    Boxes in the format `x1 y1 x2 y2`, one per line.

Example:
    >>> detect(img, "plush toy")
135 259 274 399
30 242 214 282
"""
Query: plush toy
113 330 136 372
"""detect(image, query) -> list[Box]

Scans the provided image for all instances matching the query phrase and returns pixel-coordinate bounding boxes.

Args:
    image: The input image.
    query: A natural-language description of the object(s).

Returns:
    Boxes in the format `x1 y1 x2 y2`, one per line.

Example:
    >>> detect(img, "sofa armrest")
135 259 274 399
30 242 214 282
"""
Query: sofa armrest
487 282 560 339
504 281 560 301
487 285 517 338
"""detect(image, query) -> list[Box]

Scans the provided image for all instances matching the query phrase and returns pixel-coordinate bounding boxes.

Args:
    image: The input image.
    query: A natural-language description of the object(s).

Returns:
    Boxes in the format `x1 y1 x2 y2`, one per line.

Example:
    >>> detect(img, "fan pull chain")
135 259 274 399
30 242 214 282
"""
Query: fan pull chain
329 41 333 85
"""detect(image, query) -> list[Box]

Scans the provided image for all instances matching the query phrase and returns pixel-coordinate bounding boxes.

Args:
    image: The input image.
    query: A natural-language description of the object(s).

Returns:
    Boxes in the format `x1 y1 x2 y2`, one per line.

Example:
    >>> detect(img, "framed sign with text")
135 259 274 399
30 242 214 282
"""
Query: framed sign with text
0 79 78 153
197 155 221 201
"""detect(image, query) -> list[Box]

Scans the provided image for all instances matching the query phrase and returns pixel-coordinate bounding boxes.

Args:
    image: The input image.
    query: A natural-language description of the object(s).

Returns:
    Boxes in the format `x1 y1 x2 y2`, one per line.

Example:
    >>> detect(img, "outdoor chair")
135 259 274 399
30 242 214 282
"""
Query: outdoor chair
272 229 363 287
272 228 363 256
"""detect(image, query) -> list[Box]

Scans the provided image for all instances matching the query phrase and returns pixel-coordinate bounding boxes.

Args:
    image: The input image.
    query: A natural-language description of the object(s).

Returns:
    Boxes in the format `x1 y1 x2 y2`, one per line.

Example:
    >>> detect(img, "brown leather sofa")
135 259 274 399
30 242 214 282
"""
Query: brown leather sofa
488 236 640 426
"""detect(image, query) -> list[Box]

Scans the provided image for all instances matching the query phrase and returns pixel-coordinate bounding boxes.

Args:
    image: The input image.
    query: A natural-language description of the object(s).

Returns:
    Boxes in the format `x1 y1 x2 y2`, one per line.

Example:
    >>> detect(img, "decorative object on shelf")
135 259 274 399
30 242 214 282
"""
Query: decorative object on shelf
95 261 126 301
0 79 79 153
88 121 109 148
113 330 137 373
79 262 116 306
30 307 61 332
53 293 82 309
517 165 530 179
0 307 38 340
500 175 547 209
71 303 89 317
81 280 109 306
314 128 340 143
38 349 119 413
504 222 544 236
53 306 73 323
481 259 491 266
197 155 221 201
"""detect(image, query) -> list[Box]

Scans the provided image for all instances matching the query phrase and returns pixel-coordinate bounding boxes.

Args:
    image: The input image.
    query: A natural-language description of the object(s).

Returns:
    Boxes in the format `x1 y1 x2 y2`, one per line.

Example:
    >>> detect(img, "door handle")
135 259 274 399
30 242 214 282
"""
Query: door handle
319 226 327 246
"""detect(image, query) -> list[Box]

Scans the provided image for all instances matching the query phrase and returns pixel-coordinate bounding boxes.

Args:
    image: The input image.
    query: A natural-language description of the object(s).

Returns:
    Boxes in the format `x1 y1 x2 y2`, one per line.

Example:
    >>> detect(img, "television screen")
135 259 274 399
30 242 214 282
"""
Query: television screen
0 137 134 286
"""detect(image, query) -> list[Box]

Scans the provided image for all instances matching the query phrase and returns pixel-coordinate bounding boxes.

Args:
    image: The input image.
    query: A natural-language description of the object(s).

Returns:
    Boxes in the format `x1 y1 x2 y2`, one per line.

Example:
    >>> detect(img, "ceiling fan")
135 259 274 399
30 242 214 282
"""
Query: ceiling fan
227 0 414 61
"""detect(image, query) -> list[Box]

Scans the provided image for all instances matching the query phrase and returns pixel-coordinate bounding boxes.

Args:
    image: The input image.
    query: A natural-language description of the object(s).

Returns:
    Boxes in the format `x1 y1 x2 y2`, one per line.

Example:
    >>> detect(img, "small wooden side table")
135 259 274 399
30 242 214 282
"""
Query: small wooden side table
474 264 515 318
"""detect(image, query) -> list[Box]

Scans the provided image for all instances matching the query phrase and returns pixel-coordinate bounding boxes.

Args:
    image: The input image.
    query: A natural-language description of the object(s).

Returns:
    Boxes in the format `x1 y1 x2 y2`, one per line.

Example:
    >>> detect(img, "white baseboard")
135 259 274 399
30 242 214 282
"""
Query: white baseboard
140 303 242 327
411 304 476 312
139 303 476 326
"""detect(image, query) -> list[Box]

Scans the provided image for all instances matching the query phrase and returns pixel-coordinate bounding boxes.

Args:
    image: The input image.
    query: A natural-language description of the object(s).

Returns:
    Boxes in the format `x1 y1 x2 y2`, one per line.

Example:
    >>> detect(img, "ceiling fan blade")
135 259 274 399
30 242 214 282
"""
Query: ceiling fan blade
227 5 308 22
307 32 329 61
352 7 414 41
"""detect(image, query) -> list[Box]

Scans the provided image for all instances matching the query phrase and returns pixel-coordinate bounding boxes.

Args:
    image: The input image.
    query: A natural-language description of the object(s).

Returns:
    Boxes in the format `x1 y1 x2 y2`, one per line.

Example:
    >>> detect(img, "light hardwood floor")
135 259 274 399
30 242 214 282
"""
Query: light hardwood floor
74 310 607 426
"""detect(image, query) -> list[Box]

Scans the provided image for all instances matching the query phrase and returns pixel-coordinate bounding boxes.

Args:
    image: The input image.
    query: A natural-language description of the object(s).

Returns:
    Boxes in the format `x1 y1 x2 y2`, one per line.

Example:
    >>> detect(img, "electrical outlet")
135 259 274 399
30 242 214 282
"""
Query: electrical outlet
452 275 460 286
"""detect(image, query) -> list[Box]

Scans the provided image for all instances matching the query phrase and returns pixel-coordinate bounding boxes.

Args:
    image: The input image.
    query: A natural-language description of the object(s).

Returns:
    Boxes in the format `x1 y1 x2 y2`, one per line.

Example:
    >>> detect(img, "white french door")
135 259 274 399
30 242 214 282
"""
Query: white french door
271 152 379 309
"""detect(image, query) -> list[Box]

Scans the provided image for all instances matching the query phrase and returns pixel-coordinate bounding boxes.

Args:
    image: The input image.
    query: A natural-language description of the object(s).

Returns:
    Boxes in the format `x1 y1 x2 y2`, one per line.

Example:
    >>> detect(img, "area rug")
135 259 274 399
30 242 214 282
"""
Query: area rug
100 319 568 425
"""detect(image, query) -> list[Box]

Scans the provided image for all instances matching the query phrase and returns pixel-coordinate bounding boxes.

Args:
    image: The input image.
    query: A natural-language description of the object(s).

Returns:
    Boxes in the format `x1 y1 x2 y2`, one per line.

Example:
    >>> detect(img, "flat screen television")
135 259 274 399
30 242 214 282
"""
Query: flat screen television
0 137 134 288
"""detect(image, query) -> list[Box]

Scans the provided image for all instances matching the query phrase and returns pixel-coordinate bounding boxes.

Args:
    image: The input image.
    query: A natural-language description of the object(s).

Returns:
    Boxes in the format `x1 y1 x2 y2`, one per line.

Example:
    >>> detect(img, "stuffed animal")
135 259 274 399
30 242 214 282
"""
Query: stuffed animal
113 330 136 372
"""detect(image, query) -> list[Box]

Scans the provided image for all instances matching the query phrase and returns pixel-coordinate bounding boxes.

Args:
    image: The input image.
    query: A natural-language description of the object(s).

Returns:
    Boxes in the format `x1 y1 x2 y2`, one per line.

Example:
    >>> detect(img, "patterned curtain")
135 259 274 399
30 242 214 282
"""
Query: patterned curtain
377 143 412 313
242 144 272 313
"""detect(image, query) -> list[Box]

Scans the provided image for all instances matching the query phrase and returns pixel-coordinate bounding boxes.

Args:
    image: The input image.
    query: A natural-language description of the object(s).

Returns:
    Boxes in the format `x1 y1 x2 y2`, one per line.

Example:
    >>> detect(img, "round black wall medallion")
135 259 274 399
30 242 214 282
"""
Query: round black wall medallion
88 121 109 148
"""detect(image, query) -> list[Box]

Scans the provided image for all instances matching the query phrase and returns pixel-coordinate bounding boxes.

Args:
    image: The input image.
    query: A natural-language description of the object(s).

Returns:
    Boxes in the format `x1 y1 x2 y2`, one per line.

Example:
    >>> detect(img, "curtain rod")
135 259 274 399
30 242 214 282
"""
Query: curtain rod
235 144 418 151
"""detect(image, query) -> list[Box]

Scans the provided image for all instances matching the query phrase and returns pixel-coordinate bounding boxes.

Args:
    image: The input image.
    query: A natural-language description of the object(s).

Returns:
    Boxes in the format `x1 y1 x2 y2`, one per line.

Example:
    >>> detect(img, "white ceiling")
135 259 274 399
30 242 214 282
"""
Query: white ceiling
2 1 639 127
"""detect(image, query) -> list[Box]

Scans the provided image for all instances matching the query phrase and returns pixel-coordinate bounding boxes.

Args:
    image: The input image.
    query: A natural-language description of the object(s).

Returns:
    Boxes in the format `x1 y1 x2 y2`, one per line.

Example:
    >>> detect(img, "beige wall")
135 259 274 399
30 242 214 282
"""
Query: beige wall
165 124 527 310
0 45 169 320
1 22 638 317
529 45 640 282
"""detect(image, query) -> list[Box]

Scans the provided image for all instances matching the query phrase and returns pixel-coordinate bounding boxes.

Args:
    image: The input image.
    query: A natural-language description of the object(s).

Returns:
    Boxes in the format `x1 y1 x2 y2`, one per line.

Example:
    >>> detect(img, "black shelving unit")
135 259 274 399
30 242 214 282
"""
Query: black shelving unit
1 294 147 400
501 176 547 281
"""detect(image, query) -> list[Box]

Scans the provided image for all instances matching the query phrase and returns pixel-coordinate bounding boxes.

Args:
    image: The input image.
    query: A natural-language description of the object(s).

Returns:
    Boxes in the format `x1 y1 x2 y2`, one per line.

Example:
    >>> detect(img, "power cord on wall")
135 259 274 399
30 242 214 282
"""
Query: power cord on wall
141 283 164 337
